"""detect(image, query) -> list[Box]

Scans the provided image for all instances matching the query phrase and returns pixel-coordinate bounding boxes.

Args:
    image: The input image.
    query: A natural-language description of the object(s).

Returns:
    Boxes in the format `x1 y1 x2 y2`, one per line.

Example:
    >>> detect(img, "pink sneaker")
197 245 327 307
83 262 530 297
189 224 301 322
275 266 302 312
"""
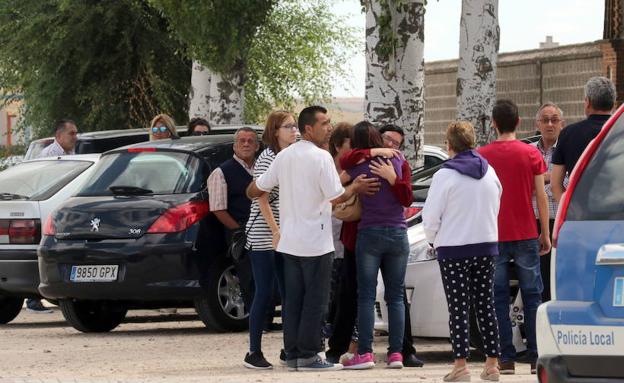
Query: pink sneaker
387 352 403 369
343 352 375 370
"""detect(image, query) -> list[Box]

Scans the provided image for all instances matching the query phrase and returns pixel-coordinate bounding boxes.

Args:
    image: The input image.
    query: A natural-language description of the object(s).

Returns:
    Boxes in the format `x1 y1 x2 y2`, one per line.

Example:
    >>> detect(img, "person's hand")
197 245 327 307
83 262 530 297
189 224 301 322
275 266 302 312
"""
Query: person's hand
371 148 400 159
352 174 381 196
272 231 280 250
538 233 551 256
369 158 397 185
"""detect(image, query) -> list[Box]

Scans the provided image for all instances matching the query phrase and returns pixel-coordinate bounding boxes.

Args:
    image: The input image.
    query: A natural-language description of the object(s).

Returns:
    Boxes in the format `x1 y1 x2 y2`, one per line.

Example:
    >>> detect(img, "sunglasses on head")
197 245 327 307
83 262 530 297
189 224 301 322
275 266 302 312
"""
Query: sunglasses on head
151 126 169 134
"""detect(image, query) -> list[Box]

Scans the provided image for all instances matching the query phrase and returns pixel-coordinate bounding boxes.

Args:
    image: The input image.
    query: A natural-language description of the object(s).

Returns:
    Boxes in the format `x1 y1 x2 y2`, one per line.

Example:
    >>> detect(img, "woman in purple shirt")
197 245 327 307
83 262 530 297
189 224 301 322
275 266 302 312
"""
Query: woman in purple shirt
340 121 409 370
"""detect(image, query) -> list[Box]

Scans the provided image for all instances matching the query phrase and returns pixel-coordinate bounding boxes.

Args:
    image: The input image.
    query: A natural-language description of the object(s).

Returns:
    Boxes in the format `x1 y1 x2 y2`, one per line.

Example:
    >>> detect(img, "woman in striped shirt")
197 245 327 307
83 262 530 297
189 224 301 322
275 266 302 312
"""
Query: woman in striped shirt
243 111 297 370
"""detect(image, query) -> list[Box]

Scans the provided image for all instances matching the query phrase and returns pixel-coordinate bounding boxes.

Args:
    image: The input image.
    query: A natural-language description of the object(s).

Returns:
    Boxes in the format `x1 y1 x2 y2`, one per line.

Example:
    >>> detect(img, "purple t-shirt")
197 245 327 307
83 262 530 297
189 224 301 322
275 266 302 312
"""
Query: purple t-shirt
346 156 406 230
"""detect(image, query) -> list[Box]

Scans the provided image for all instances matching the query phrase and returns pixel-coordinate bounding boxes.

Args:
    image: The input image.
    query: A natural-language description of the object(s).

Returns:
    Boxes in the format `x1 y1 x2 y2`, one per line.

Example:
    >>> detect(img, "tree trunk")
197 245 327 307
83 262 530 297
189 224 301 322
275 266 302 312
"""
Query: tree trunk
364 0 425 170
208 67 245 125
189 61 211 119
456 0 499 146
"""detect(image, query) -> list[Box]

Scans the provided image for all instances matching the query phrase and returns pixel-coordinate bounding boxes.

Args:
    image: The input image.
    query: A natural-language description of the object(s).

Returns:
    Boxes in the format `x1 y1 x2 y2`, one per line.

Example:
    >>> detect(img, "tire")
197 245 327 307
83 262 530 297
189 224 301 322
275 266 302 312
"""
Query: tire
195 256 248 332
0 296 24 324
59 299 127 333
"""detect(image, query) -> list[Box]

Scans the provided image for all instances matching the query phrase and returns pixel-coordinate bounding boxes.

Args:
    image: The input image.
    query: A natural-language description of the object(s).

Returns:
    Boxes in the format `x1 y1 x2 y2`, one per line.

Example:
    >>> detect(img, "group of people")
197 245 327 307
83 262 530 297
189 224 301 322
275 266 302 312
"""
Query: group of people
36 74 616 379
207 76 616 380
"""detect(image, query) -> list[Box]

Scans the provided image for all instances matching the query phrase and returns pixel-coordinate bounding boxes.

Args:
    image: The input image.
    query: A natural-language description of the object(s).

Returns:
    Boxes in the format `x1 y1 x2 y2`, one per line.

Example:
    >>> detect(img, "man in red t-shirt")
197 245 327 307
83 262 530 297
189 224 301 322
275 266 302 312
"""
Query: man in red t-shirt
478 99 550 375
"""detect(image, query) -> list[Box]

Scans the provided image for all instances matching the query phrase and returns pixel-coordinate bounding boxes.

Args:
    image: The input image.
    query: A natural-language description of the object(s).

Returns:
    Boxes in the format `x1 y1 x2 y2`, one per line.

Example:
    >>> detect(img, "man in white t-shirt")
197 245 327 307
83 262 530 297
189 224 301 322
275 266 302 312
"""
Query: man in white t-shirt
247 106 378 371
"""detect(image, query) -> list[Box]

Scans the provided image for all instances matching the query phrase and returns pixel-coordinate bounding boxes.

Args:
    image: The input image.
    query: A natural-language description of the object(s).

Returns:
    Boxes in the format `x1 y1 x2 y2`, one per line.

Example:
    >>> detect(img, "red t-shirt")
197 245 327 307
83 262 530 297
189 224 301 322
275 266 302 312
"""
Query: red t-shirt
478 140 546 242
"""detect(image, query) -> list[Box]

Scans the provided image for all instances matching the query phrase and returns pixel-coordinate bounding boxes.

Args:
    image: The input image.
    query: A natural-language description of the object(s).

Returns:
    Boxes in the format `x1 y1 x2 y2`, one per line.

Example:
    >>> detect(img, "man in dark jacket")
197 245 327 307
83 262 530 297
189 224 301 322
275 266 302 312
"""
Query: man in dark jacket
208 127 259 308
551 76 615 203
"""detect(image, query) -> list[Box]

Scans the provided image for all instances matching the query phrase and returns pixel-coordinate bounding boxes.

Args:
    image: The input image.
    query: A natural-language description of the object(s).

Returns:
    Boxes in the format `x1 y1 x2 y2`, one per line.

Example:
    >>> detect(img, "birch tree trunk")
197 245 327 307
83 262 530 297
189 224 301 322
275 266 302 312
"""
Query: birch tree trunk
208 67 245 125
456 0 499 146
365 0 425 169
188 61 211 119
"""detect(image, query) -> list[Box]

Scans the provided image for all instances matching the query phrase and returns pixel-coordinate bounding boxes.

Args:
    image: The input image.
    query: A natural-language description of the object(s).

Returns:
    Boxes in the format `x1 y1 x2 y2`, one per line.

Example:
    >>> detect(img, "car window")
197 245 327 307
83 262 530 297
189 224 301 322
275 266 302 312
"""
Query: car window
75 134 149 154
23 139 54 160
0 160 93 201
567 116 624 220
411 163 443 202
424 154 445 170
78 151 202 196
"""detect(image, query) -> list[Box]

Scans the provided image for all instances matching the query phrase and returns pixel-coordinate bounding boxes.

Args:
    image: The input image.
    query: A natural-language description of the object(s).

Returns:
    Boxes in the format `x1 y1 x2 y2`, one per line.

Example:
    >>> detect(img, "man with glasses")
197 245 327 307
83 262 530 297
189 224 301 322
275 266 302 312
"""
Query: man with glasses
208 127 260 308
531 103 566 302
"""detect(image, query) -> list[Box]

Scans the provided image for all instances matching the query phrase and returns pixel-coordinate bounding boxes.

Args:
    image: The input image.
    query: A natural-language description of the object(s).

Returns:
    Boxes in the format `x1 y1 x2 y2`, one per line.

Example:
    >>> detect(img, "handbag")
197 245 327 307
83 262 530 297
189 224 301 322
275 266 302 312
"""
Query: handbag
228 194 278 262
333 193 362 222
228 228 247 263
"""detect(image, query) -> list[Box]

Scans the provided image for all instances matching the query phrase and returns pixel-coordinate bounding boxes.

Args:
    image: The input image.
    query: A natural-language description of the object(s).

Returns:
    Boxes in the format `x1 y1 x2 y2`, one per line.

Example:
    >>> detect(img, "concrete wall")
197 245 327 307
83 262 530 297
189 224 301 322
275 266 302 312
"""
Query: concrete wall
424 41 606 146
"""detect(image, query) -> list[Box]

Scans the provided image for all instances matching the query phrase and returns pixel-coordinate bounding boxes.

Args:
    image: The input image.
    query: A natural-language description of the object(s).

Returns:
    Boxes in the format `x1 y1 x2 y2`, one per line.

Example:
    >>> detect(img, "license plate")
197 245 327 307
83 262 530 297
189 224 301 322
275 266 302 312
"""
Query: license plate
614 277 624 307
70 265 118 282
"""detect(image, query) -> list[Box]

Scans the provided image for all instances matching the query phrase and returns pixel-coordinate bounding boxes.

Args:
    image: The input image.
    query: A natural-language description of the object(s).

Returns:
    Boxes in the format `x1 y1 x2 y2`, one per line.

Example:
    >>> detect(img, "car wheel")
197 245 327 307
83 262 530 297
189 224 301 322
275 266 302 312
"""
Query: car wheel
195 257 248 332
59 299 127 333
0 296 24 324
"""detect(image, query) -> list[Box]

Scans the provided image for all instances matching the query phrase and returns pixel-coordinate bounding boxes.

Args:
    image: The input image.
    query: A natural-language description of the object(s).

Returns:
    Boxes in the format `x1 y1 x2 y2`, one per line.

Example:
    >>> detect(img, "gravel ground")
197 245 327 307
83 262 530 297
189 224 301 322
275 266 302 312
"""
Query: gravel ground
0 307 537 383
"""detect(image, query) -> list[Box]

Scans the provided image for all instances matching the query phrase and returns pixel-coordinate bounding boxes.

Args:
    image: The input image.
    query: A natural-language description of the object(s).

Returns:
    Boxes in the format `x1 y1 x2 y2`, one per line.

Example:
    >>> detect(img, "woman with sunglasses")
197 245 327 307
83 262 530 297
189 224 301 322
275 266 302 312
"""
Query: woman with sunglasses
149 114 177 141
188 117 211 136
243 110 297 369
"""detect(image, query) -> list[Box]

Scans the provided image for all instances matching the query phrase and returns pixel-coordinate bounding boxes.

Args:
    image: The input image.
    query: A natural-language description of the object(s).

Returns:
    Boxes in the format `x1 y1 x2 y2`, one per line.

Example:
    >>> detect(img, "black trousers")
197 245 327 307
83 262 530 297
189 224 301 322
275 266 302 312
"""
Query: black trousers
536 219 555 302
327 248 357 359
439 256 500 359
283 252 333 363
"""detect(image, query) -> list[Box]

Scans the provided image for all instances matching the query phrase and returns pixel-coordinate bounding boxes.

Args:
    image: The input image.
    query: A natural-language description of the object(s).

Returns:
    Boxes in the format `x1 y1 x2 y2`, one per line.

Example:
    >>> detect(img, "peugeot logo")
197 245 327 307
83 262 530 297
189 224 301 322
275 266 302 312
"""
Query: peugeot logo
90 218 101 232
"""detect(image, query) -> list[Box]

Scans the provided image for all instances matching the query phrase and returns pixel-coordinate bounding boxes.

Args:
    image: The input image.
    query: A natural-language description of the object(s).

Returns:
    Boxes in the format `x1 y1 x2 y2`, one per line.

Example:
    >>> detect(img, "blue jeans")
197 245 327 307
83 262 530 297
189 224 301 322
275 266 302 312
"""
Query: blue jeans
356 226 409 355
494 239 543 362
248 250 285 353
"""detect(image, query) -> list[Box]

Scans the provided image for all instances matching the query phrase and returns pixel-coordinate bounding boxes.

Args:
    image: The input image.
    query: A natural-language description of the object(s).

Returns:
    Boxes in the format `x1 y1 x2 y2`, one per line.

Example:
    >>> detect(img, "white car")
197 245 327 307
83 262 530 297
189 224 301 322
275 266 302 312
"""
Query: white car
0 154 99 323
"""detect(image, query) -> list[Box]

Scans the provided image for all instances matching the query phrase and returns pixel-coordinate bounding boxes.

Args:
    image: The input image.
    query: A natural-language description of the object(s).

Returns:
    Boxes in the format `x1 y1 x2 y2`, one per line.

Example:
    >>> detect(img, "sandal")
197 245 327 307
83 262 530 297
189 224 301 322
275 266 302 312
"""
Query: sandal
480 365 500 381
443 366 471 382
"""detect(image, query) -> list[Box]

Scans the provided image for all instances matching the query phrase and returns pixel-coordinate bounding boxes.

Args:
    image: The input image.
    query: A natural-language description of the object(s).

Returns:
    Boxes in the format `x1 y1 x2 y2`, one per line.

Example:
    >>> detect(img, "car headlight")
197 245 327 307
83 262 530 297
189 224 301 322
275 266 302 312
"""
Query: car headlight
408 239 435 264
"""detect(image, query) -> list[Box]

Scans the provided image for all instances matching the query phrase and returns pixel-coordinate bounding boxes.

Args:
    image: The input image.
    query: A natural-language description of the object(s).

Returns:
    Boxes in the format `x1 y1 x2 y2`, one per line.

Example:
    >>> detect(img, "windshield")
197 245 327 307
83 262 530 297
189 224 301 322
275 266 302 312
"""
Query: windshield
23 139 54 160
0 160 93 200
78 151 203 196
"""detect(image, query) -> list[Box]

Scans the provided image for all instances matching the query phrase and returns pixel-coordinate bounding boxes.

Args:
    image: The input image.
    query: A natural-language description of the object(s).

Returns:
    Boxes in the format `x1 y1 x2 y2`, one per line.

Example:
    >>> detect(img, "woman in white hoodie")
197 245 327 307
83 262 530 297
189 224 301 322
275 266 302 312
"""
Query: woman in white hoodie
423 121 502 382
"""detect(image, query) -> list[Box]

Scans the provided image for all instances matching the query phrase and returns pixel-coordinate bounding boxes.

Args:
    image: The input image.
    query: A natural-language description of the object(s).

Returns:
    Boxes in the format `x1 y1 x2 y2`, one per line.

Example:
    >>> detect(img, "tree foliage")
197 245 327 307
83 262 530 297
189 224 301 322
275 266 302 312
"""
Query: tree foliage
150 0 276 74
244 0 359 121
152 0 359 122
0 0 191 136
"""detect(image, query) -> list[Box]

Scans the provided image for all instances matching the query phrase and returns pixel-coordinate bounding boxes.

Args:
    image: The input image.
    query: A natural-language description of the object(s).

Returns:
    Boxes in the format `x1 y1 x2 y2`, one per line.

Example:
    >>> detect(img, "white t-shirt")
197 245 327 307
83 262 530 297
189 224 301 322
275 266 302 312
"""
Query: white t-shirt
257 140 345 257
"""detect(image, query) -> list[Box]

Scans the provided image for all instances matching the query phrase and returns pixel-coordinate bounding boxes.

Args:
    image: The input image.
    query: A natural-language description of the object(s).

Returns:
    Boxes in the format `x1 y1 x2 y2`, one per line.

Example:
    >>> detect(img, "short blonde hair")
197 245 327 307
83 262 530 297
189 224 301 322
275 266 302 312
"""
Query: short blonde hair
149 114 177 140
446 121 476 153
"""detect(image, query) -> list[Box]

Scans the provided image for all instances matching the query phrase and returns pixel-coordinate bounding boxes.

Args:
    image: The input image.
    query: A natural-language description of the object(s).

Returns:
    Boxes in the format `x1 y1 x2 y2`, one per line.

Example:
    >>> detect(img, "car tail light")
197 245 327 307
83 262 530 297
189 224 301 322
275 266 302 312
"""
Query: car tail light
128 147 156 152
9 219 40 244
404 206 422 220
552 106 624 247
0 219 42 244
43 215 56 236
0 220 9 243
147 201 210 233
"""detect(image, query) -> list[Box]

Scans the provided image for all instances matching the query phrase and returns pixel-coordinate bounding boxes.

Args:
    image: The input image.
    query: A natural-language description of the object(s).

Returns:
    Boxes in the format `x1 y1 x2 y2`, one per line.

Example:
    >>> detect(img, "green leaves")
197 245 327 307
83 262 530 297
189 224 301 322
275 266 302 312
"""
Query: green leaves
0 0 190 136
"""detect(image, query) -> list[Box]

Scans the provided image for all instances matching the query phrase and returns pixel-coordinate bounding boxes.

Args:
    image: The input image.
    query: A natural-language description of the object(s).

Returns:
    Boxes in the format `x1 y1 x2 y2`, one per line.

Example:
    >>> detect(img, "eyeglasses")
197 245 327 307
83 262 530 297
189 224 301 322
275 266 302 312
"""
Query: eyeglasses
539 117 562 125
236 138 257 145
280 123 297 130
151 126 169 134
192 131 209 136
382 133 403 148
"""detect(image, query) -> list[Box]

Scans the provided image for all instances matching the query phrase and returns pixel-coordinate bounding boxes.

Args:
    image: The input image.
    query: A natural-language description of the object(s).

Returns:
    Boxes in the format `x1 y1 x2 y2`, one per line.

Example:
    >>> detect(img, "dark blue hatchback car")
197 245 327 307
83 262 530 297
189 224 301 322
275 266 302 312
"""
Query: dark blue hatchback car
537 105 624 382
